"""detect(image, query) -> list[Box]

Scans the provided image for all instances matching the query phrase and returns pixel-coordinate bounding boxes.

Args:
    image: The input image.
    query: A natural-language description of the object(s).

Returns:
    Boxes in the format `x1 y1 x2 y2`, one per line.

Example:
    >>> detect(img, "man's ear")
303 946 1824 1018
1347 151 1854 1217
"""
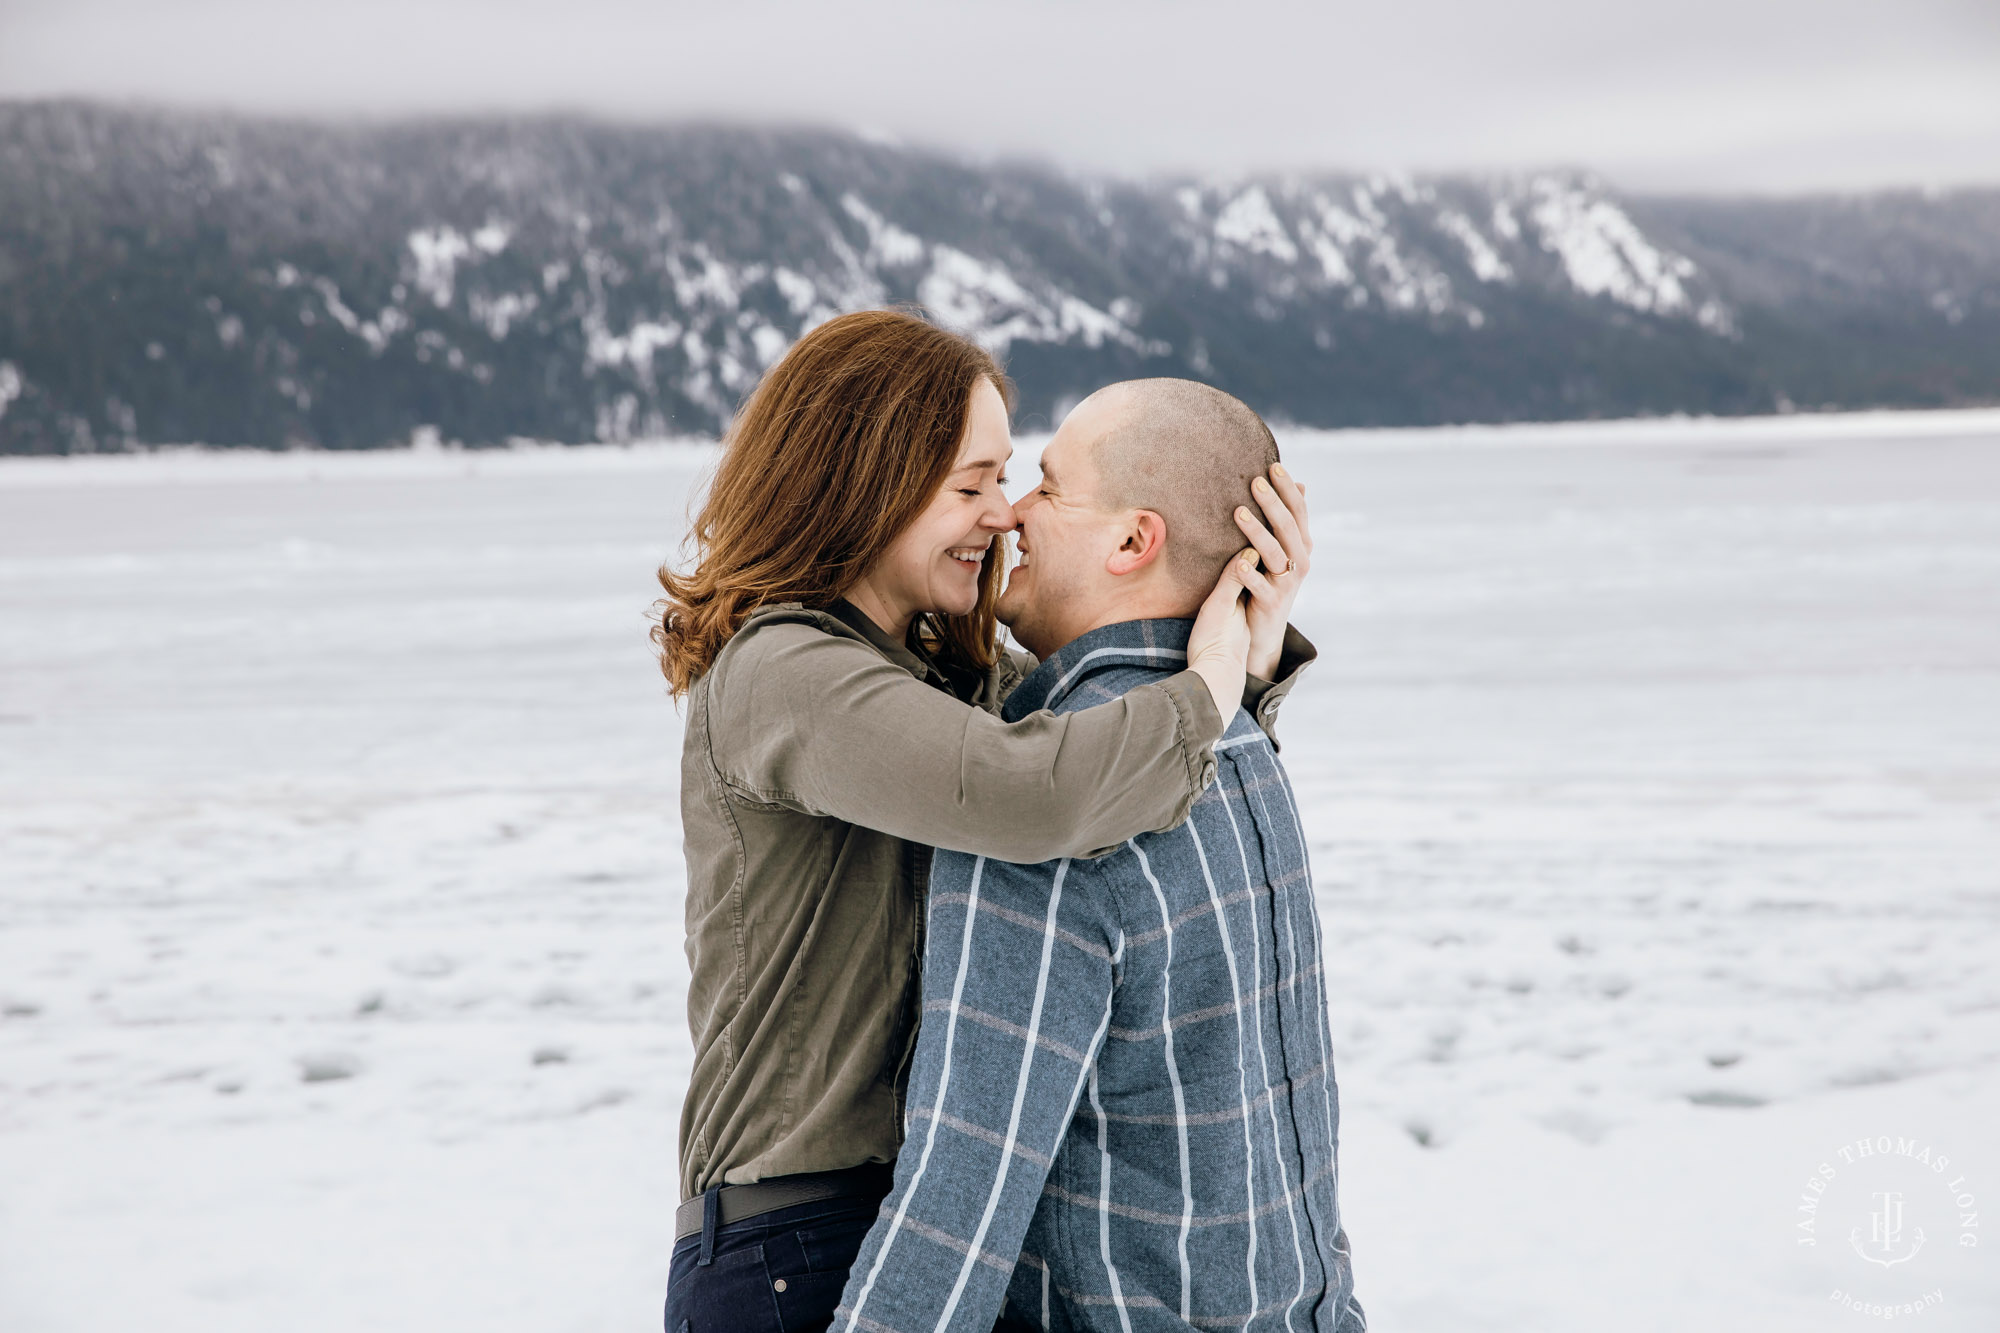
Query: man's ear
1105 510 1168 577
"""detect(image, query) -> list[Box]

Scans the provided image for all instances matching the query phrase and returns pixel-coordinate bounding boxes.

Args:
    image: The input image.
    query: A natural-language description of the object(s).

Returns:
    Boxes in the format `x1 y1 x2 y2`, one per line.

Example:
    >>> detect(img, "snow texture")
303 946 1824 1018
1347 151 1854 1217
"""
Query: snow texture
840 193 927 268
405 227 477 309
1215 185 1301 263
918 246 1161 358
3 411 1998 1332
1528 178 1697 316
1435 209 1514 284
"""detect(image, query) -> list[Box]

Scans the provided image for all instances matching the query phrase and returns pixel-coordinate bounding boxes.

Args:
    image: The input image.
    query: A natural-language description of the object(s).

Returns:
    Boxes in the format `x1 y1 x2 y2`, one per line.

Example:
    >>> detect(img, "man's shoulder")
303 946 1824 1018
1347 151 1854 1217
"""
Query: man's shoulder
1043 660 1178 717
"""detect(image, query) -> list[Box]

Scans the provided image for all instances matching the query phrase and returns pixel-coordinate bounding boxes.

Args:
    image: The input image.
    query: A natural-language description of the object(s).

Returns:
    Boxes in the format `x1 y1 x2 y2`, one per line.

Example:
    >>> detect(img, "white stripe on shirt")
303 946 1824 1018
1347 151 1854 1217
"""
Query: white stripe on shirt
840 856 991 1331
1184 816 1263 1324
1130 839 1195 1321
936 858 1074 1329
1087 1061 1136 1333
1218 781 1310 1331
1267 770 1343 1301
1045 645 1187 709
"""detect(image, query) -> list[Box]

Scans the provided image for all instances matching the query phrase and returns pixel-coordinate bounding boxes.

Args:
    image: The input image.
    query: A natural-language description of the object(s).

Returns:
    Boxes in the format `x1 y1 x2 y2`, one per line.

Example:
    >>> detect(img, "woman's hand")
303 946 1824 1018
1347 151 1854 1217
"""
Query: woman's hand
1231 462 1312 679
1186 549 1255 728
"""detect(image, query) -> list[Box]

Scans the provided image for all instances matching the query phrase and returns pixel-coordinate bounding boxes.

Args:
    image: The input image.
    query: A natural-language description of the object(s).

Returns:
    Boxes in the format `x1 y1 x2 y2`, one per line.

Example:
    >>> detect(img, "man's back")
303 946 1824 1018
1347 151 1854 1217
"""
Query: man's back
835 618 1364 1333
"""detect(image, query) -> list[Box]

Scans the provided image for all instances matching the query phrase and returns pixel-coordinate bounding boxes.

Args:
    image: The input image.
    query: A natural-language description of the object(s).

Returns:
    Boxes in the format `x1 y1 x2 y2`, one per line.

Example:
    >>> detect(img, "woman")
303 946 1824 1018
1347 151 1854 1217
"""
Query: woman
655 310 1312 1333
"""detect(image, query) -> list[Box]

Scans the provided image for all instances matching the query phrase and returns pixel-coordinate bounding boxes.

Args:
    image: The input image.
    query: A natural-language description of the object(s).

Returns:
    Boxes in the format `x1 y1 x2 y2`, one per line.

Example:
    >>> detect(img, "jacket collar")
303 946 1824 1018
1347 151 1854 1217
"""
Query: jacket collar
1002 618 1193 721
823 599 950 688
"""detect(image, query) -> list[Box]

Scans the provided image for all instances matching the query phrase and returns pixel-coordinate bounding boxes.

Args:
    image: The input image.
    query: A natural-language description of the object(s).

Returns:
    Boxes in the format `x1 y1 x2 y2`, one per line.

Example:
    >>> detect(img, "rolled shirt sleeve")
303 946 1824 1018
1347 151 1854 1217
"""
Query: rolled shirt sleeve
1240 623 1317 752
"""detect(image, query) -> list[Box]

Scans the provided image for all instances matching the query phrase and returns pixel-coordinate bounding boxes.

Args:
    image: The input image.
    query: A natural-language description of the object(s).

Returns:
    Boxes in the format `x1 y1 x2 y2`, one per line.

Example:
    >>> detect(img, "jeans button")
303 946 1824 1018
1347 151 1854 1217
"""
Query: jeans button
774 1278 788 1293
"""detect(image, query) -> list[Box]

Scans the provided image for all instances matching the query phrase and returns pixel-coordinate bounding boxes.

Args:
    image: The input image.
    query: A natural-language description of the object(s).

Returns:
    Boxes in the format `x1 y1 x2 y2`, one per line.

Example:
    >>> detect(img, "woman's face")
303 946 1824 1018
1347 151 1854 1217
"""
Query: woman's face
855 378 1016 631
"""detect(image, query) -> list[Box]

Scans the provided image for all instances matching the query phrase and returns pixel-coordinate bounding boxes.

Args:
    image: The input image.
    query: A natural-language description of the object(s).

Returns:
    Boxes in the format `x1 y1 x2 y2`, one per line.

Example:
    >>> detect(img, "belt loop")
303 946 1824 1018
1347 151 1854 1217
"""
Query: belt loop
697 1186 720 1267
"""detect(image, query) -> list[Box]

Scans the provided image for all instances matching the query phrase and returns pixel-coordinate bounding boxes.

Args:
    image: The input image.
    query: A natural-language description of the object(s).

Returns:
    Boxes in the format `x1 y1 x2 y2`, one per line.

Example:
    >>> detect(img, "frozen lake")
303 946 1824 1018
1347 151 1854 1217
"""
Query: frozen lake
3 411 1998 1331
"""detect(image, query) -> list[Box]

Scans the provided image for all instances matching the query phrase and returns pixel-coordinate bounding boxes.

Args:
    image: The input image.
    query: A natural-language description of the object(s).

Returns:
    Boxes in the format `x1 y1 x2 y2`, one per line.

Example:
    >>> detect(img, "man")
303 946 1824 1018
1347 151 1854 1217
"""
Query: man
834 380 1366 1332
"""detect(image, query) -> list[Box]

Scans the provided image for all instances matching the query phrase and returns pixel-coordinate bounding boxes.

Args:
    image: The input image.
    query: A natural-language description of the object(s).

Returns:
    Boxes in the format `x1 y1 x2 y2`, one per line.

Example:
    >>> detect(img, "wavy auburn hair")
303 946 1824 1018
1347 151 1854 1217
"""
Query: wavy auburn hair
652 309 1013 697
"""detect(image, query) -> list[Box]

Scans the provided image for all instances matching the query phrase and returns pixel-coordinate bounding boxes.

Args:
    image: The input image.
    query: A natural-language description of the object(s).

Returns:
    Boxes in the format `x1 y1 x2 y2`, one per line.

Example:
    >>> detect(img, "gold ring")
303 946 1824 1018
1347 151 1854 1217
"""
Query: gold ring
1278 558 1295 576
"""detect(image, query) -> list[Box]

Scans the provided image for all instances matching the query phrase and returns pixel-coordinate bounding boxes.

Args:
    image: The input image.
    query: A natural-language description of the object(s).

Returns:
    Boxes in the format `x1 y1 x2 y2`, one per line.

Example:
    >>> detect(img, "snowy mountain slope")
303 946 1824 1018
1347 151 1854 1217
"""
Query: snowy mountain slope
1 102 1996 451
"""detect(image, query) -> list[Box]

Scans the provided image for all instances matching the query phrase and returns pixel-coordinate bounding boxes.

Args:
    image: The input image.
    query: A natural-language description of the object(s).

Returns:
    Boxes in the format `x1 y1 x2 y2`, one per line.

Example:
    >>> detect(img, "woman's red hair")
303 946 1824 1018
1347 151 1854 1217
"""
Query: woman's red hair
652 309 1012 697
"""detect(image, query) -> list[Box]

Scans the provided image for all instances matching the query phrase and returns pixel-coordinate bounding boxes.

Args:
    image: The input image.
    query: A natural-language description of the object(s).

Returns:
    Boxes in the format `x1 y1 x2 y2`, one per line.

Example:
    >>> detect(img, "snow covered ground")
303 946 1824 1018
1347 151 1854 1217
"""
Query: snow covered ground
2 411 1997 1331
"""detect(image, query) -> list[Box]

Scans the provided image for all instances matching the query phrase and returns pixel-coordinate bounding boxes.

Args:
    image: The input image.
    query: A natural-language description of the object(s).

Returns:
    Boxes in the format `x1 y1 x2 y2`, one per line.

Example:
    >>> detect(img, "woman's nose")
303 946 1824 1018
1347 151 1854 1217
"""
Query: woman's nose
980 493 1015 530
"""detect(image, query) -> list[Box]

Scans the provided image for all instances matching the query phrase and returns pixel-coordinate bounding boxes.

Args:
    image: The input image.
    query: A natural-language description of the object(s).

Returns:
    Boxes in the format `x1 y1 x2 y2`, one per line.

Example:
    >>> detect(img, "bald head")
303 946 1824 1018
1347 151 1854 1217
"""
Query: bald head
1082 378 1280 592
997 377 1282 655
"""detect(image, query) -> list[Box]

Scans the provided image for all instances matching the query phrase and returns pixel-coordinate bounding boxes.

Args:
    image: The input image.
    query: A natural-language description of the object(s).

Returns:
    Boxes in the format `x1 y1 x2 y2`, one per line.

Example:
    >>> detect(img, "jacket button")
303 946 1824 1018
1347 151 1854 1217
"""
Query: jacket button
1201 762 1216 785
1261 697 1279 716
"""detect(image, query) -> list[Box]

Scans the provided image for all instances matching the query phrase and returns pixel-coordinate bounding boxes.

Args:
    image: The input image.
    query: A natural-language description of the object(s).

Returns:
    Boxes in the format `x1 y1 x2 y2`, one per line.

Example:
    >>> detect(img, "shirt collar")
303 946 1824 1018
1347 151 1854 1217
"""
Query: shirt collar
1002 618 1193 721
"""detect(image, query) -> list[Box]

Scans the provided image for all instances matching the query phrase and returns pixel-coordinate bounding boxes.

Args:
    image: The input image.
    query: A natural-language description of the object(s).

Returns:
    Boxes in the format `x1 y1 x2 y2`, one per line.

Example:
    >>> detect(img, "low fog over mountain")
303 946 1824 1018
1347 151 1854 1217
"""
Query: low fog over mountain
2 101 1996 452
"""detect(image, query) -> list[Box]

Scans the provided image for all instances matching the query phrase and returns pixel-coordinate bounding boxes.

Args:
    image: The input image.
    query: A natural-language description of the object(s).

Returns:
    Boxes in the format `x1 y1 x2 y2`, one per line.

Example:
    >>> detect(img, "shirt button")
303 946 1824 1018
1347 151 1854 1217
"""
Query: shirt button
774 1279 788 1293
1260 697 1279 716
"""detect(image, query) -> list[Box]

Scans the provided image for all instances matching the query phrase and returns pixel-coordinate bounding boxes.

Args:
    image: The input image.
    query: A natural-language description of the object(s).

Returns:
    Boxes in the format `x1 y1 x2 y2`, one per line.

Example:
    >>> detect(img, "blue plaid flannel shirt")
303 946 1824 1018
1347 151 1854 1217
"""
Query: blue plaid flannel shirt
836 618 1365 1332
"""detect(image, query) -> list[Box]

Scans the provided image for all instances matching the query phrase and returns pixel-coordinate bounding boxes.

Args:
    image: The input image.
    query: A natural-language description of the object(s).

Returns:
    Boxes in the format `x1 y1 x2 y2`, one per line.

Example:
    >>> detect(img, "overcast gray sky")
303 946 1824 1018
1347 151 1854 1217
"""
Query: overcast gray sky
4 0 1997 193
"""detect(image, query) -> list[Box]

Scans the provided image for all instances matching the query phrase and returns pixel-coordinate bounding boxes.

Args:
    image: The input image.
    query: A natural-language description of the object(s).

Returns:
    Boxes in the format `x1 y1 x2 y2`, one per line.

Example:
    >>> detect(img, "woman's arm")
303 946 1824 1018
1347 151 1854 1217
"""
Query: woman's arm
707 620 1225 863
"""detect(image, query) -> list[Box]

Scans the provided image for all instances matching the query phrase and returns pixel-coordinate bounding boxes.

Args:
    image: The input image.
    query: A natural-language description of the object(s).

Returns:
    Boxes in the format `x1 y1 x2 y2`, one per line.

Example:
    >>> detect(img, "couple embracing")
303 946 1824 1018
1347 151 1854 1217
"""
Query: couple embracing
655 309 1366 1333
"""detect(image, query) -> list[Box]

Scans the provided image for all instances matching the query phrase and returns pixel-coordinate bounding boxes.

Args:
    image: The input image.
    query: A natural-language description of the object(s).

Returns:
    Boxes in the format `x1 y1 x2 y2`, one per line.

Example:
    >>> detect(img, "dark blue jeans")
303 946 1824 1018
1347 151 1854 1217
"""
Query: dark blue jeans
663 1186 885 1333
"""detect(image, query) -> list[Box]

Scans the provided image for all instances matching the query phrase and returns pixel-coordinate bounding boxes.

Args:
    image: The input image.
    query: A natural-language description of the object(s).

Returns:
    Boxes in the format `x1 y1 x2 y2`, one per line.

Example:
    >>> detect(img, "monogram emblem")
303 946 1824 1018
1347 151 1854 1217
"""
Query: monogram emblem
1849 1191 1926 1268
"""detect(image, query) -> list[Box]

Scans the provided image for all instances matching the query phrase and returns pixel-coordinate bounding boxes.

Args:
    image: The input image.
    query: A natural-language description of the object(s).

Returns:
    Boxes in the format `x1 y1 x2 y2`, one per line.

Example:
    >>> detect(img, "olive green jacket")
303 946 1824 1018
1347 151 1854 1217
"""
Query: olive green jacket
676 601 1312 1198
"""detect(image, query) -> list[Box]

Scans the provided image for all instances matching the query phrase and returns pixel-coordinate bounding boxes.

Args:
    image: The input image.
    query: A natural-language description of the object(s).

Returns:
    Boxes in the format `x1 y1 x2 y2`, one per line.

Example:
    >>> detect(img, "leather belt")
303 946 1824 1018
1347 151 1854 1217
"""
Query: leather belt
674 1164 892 1243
